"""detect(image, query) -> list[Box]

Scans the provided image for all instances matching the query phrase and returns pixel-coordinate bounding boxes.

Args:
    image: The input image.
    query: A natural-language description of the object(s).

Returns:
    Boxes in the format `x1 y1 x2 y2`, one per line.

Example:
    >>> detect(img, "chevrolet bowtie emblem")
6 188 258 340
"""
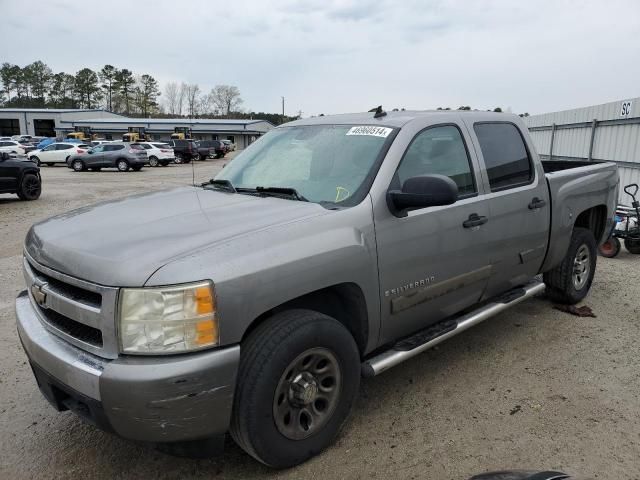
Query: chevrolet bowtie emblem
30 282 47 308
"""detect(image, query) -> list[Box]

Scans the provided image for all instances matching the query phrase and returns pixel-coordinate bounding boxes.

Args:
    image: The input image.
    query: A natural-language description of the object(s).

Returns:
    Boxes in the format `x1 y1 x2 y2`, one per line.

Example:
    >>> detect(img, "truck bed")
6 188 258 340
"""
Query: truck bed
540 159 618 272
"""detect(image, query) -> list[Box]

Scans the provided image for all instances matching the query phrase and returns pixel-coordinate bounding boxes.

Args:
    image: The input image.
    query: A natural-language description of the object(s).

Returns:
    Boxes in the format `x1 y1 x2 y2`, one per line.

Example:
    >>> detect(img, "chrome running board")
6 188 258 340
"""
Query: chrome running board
361 280 545 377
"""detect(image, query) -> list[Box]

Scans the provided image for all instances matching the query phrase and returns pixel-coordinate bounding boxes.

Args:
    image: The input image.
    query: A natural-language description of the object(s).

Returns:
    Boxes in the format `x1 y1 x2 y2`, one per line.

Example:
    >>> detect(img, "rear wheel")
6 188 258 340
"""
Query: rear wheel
230 310 360 468
149 156 159 167
174 154 183 164
598 236 621 258
624 228 640 254
72 159 85 172
116 159 129 172
544 227 597 304
17 173 41 200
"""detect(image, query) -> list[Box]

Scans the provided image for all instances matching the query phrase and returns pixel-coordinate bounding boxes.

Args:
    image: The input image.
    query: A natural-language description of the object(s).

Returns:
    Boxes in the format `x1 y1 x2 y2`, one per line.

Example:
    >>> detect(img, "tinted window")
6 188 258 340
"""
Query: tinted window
474 123 533 191
104 145 124 151
153 143 168 148
0 142 8 147
57 144 73 150
130 144 145 150
396 125 476 196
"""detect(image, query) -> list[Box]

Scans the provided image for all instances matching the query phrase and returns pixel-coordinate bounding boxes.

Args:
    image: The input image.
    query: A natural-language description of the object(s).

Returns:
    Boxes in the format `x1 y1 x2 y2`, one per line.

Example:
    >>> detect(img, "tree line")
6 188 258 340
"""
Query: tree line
0 60 299 125
0 61 161 116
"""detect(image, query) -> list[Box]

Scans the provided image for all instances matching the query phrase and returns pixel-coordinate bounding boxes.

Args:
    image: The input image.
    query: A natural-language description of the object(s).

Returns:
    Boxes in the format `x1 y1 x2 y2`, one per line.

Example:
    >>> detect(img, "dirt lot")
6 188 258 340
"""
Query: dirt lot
1 160 639 479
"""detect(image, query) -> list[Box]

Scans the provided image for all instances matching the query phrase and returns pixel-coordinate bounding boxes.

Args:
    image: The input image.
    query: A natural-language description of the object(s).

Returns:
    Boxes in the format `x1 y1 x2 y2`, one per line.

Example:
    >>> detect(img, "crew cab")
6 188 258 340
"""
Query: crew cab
0 152 41 200
15 111 618 468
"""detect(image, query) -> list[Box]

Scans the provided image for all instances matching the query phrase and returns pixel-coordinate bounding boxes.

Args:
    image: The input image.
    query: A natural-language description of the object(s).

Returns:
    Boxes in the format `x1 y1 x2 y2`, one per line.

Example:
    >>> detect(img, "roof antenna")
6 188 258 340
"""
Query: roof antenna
368 105 387 118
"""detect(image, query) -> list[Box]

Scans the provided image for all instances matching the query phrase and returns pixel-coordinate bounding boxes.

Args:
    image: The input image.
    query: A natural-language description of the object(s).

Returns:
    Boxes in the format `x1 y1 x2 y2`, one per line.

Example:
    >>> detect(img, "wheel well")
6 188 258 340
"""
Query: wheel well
574 205 608 242
243 283 369 356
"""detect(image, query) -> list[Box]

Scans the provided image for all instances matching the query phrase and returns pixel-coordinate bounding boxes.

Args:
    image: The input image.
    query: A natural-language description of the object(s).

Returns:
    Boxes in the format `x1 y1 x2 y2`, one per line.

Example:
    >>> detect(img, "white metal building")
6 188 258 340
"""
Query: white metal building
0 108 124 137
55 117 274 149
524 97 640 203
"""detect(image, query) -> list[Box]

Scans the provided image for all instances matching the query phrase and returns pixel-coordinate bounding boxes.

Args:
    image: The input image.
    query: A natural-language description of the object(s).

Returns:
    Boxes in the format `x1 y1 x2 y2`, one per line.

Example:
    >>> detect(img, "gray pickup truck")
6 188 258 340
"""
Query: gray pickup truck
16 110 618 467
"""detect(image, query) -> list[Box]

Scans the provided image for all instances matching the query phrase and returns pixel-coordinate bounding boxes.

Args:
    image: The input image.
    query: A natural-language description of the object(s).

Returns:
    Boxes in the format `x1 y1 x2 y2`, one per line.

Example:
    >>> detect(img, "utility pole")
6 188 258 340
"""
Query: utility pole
281 96 285 117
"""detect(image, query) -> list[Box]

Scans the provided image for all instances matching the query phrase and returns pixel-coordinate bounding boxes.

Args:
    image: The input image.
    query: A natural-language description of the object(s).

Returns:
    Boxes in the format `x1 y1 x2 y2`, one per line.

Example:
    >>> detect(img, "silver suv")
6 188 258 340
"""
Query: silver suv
66 142 147 172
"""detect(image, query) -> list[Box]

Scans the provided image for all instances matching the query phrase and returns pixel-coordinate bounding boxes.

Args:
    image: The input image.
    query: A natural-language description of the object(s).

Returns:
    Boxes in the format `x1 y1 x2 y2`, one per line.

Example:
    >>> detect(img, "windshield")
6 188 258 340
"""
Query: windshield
214 124 395 206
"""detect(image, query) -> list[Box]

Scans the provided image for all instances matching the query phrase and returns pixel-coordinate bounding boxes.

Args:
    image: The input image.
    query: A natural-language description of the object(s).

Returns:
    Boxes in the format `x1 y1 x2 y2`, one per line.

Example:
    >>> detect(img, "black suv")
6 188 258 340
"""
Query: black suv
0 152 41 200
195 140 226 160
166 139 198 163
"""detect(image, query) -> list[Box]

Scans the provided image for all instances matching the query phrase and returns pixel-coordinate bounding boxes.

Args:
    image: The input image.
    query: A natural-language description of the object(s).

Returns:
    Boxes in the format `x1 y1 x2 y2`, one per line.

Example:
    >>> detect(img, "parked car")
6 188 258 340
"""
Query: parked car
222 139 236 152
132 142 175 167
12 134 33 141
90 140 114 147
0 151 41 200
66 142 147 172
0 136 12 141
166 139 198 163
196 140 226 159
15 110 617 467
0 140 29 156
28 142 91 166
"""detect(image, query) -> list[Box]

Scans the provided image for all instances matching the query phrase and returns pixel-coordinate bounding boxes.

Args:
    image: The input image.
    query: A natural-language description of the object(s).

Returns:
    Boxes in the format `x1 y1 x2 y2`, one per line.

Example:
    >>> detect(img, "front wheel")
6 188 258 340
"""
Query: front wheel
116 159 129 172
31 156 41 166
544 227 597 304
17 173 41 200
174 154 183 164
230 310 360 468
598 236 621 258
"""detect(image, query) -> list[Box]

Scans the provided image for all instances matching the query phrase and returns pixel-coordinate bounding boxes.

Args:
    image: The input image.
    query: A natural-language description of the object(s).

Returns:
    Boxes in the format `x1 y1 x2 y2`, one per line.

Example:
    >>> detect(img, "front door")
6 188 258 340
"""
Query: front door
464 121 551 297
55 143 75 163
0 157 21 192
375 123 493 345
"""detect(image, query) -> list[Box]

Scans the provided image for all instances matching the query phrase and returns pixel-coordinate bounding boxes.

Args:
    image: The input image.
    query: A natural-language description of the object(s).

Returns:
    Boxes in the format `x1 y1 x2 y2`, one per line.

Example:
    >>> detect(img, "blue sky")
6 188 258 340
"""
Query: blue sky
1 0 639 116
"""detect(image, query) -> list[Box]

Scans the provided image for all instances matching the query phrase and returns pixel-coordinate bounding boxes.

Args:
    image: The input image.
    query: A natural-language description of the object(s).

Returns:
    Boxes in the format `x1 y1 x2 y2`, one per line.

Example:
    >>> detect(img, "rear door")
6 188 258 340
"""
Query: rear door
464 120 550 297
375 122 493 344
55 143 75 162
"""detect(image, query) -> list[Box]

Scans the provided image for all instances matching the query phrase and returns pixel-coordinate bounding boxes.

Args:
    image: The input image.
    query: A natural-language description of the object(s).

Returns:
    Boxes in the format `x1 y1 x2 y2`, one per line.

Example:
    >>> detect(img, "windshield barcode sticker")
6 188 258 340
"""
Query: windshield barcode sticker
346 126 392 138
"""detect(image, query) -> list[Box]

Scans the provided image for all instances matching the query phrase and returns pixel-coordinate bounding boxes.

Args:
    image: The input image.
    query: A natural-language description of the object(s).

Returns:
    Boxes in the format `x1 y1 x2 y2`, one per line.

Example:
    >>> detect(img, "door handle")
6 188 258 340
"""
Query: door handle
463 213 488 228
528 197 547 210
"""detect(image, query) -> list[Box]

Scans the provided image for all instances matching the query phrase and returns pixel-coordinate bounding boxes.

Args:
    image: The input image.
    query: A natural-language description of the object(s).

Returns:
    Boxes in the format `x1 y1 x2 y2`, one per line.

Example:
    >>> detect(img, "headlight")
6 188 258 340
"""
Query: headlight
118 281 218 354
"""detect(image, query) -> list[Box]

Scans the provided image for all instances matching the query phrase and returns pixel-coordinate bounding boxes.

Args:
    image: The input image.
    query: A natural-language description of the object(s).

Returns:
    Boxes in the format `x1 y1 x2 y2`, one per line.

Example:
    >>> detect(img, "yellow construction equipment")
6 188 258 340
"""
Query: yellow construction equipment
170 127 192 140
66 126 94 141
123 127 150 142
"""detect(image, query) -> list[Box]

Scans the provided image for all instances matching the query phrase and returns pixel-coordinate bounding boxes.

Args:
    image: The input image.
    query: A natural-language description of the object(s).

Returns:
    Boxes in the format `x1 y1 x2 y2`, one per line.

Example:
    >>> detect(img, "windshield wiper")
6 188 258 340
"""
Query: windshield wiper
202 178 236 193
252 186 308 202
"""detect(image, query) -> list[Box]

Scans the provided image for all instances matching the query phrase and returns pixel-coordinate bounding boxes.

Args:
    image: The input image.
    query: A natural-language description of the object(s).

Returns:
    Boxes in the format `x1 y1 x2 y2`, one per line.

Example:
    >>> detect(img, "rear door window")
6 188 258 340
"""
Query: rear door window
473 123 533 191
56 144 73 150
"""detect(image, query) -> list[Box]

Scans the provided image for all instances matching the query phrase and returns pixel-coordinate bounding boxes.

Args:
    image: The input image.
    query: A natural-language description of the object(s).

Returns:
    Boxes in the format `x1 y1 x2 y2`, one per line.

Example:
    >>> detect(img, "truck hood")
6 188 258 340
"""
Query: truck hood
25 186 327 286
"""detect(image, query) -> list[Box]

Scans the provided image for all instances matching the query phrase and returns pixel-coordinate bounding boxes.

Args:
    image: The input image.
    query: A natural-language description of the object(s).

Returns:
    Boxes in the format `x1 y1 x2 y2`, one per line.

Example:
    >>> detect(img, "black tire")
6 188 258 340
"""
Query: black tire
624 228 640 254
31 156 41 166
544 227 597 304
174 154 183 164
230 309 360 468
17 173 41 201
116 159 129 172
72 159 85 172
598 236 621 258
149 156 159 167
199 153 207 161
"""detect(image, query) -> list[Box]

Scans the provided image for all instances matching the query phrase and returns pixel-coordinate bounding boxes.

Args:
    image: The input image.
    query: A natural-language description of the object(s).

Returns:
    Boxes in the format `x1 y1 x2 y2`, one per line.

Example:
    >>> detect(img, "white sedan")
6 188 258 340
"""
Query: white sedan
28 142 91 166
133 142 175 167
0 140 29 156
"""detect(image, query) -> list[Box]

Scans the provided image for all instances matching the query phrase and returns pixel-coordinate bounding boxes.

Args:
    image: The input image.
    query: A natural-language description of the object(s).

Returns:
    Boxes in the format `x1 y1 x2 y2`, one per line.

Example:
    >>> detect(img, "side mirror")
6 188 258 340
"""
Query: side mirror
388 174 458 217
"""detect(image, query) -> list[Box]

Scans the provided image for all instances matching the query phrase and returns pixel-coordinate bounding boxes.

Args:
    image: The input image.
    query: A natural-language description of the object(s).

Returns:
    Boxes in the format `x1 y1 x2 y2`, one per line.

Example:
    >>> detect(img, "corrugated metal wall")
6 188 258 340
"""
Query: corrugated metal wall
525 97 640 205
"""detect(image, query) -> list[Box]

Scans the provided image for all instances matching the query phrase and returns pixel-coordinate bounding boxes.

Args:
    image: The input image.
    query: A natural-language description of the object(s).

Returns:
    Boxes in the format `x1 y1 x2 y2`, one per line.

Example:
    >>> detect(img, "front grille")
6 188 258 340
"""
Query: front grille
23 253 119 359
38 307 103 347
32 268 102 308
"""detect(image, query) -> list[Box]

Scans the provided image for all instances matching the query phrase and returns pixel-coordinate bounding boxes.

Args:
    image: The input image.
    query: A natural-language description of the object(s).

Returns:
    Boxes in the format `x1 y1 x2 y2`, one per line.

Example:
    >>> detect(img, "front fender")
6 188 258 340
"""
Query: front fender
146 198 381 353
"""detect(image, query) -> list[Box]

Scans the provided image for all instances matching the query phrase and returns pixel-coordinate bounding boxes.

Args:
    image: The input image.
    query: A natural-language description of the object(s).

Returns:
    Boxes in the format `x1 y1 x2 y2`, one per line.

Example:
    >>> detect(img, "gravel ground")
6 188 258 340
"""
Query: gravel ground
1 160 639 479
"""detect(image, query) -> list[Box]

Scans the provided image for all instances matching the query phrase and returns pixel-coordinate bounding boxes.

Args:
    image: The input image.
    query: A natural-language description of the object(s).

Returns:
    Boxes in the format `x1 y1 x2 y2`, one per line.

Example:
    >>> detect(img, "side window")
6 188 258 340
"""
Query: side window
396 125 476 196
113 145 125 151
473 123 533 191
57 144 73 150
92 145 105 152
